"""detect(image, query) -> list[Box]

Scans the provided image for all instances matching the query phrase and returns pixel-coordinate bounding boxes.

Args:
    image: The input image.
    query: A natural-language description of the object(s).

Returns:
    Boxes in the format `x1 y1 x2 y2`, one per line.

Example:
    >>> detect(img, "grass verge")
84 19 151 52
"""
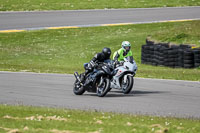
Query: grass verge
0 20 200 81
0 104 200 133
0 0 200 11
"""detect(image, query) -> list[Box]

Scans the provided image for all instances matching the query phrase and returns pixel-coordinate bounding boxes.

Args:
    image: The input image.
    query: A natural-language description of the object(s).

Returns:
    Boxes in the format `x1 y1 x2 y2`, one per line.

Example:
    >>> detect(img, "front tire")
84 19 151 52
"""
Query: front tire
96 77 110 97
73 80 85 95
121 75 134 94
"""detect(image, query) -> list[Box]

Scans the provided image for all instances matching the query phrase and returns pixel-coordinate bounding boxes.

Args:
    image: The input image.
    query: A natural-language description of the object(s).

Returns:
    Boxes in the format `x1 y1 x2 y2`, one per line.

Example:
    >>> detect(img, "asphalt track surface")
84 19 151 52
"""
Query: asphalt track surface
0 71 200 118
0 6 200 31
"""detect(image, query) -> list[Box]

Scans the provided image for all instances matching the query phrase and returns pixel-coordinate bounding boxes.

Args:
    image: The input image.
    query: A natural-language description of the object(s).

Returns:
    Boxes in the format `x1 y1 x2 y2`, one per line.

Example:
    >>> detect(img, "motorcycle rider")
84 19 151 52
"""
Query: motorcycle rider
80 47 111 85
113 41 133 63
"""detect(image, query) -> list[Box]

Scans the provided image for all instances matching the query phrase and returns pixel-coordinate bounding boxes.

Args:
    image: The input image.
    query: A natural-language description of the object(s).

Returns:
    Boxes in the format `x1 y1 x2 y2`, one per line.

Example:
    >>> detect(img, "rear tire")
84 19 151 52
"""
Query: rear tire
73 80 85 95
122 75 134 94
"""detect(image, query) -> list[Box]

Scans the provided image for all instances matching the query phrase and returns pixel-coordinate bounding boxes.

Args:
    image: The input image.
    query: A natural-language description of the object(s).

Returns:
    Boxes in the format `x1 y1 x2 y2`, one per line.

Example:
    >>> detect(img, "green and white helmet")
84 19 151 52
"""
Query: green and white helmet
122 41 131 52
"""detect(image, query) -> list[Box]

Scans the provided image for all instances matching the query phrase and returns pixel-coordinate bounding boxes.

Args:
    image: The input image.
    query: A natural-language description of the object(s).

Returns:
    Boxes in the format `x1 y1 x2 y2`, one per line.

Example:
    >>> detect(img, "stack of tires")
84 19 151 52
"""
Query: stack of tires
193 49 200 68
183 49 194 68
141 40 167 66
141 39 200 68
163 45 180 68
141 44 153 65
178 44 193 68
152 45 161 66
178 48 184 68
153 44 166 66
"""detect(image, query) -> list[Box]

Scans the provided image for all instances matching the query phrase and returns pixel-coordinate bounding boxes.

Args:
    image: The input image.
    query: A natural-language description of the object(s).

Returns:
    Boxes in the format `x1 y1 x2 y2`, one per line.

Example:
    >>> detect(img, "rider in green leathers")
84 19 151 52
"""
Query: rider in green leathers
113 41 133 63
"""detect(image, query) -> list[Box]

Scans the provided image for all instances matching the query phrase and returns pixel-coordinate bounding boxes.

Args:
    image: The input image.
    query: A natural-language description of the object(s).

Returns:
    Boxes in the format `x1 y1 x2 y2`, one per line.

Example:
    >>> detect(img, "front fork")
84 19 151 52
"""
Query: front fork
98 76 104 87
123 74 133 84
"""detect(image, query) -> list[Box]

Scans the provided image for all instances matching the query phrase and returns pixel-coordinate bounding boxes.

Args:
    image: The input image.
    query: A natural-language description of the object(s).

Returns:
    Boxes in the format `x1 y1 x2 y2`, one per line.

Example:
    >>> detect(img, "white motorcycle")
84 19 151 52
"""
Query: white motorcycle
110 56 137 94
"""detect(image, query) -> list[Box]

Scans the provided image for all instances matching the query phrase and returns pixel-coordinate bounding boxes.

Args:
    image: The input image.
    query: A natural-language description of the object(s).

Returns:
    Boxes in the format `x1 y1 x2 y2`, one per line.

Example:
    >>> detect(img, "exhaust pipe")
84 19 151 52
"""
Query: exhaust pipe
74 72 81 83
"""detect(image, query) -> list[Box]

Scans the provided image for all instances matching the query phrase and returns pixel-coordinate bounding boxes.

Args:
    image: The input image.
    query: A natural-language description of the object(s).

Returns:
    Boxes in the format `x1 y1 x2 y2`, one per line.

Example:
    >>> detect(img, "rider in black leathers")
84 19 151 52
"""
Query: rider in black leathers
80 47 111 85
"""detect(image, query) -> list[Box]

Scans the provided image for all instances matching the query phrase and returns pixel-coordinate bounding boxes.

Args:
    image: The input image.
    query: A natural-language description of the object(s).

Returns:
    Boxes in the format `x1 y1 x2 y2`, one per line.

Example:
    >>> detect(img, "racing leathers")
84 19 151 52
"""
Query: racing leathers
113 48 133 63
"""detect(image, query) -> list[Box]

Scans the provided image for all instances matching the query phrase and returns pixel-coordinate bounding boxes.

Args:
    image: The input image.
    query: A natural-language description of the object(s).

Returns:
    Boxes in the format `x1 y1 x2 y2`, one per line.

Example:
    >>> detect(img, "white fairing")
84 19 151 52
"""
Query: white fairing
110 58 137 89
124 60 137 72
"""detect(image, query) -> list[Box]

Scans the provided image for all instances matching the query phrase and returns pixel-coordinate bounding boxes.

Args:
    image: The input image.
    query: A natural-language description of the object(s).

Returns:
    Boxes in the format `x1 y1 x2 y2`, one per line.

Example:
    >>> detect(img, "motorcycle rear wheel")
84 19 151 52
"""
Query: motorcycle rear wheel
73 80 85 95
122 75 134 94
96 77 110 97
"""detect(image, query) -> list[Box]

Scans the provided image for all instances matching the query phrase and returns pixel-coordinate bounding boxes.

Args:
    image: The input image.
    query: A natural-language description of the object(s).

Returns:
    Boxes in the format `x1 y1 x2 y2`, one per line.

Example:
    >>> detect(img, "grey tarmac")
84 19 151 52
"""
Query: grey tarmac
0 71 200 118
0 6 200 30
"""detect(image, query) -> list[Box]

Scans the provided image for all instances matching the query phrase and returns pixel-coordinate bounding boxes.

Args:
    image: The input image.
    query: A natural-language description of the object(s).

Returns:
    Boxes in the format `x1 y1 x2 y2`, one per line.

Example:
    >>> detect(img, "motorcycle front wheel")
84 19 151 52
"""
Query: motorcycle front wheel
121 75 134 94
96 77 110 97
73 79 85 95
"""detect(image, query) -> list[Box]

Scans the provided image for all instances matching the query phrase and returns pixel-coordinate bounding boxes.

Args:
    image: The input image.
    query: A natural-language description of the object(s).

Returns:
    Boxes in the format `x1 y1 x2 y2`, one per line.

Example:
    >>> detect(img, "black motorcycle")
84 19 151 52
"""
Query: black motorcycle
73 61 113 97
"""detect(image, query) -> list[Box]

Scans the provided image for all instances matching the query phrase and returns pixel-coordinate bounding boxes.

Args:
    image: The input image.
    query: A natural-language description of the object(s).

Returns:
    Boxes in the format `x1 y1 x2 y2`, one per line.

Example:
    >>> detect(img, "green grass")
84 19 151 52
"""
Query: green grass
0 20 200 81
0 0 200 11
0 104 200 133
150 21 200 45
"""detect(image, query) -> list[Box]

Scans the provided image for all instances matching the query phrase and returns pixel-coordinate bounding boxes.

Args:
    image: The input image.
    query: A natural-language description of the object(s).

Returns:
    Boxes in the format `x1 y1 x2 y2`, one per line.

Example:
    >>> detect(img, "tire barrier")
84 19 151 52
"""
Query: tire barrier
141 39 200 68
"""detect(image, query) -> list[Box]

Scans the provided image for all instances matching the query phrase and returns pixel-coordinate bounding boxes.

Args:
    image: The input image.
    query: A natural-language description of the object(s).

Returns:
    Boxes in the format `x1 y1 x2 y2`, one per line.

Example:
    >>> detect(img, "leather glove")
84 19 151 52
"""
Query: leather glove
120 61 124 65
89 60 97 68
87 63 92 70
114 60 119 65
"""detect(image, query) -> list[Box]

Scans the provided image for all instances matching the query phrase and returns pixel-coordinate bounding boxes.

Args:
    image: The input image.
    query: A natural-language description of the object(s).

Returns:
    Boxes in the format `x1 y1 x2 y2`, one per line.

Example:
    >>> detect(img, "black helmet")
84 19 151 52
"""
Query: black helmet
102 47 111 58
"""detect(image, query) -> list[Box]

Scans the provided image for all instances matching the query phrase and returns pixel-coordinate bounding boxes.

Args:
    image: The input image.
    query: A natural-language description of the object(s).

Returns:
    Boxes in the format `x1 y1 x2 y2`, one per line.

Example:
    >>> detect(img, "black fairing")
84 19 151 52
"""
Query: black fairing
83 70 105 92
102 65 112 75
80 61 113 92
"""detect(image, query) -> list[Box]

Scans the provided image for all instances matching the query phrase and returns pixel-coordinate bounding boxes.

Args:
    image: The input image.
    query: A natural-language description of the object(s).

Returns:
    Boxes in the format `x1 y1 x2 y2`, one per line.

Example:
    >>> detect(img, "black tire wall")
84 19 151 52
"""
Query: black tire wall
141 39 200 68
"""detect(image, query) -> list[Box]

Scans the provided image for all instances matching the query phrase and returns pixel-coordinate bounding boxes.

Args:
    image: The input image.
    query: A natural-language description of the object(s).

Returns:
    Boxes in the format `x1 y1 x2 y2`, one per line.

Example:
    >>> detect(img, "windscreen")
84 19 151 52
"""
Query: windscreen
125 56 134 63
